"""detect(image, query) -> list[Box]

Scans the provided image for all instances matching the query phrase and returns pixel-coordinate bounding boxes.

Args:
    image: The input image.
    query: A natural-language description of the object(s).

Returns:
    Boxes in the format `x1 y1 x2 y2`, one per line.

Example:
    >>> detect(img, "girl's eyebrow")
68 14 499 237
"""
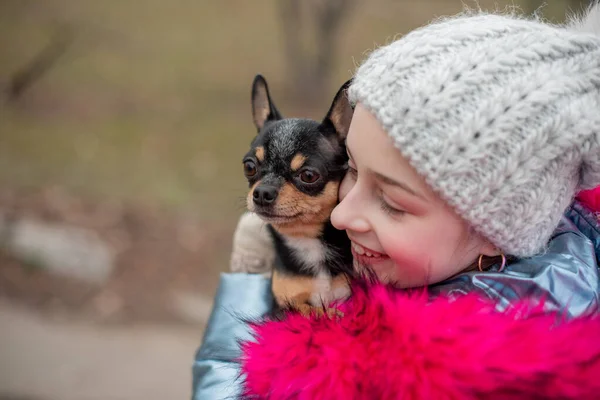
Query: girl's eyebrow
373 171 426 201
347 145 427 201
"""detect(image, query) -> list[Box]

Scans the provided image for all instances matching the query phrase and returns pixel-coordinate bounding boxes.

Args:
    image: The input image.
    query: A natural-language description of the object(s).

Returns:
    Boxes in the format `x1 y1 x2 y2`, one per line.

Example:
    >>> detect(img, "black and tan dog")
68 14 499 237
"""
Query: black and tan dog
243 74 353 314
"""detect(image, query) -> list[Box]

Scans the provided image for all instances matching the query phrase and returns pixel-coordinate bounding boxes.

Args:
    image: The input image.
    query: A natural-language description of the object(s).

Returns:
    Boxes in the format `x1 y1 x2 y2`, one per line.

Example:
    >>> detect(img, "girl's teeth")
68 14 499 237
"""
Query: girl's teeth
353 242 383 258
353 243 365 255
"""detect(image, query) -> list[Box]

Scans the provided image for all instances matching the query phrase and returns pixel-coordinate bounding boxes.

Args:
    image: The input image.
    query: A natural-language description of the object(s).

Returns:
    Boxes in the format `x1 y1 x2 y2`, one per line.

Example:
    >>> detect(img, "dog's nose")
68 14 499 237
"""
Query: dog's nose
253 186 278 206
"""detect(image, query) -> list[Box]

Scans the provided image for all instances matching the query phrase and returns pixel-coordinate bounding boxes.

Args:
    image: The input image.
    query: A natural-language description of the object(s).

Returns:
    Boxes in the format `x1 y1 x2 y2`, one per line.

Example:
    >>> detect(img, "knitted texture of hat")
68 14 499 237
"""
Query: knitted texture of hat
348 4 600 257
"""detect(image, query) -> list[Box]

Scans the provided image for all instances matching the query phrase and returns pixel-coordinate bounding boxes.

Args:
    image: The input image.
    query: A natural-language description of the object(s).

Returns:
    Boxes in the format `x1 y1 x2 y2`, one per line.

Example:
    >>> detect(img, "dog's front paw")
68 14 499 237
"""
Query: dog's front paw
309 271 351 308
229 212 275 275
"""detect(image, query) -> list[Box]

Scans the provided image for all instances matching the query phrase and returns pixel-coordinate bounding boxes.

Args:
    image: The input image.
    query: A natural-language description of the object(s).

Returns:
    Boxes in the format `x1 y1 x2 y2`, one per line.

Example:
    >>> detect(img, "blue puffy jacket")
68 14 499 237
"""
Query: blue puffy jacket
192 201 600 399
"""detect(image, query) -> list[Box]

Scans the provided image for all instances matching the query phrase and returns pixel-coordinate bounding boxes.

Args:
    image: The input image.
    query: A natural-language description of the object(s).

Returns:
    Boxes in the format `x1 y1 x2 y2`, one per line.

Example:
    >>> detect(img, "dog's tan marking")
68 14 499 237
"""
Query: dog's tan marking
290 154 306 172
246 180 261 211
272 269 349 316
272 270 314 308
271 181 339 238
255 146 264 162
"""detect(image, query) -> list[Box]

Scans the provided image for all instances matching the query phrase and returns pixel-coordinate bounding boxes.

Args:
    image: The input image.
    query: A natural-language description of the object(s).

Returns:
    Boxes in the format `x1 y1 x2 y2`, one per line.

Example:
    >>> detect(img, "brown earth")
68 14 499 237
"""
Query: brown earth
0 186 233 325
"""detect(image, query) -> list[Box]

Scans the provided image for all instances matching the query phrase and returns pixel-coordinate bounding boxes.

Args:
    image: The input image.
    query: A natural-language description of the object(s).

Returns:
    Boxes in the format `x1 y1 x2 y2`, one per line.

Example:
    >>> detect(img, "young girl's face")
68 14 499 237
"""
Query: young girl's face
331 104 496 287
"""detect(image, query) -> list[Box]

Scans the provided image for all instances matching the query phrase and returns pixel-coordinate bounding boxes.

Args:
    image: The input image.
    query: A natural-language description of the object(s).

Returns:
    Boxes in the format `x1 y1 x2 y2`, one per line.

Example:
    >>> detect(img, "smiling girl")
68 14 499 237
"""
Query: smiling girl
333 104 499 287
194 3 600 399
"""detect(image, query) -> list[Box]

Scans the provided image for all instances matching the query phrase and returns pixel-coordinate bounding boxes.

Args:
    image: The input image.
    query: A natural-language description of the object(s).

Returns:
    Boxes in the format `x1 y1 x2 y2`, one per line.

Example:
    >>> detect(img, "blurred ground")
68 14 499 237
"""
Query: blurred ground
0 187 230 324
0 0 582 399
0 298 200 400
0 187 219 400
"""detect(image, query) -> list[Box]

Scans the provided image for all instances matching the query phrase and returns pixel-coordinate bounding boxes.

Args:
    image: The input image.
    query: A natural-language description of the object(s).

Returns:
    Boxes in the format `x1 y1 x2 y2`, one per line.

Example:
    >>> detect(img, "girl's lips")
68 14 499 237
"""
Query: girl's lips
351 241 389 265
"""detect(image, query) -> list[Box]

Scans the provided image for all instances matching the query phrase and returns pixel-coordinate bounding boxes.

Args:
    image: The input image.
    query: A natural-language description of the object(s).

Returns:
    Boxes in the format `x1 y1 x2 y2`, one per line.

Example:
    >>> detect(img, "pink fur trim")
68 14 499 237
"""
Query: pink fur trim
241 281 600 399
577 186 600 213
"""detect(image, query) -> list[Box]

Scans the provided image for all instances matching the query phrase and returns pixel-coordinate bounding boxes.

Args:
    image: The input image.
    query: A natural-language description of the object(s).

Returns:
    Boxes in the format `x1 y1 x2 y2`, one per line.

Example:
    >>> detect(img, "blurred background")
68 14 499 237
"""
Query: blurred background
0 0 592 399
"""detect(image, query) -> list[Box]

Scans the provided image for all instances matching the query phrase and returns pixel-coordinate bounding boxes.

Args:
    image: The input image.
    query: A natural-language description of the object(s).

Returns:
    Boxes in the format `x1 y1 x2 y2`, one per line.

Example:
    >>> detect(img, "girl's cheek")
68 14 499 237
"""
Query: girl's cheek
386 248 405 267
383 238 422 272
379 236 403 264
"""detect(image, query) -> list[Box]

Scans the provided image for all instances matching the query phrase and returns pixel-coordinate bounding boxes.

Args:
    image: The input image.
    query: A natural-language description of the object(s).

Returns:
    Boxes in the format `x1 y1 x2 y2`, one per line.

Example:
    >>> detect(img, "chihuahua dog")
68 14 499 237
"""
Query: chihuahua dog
243 74 354 314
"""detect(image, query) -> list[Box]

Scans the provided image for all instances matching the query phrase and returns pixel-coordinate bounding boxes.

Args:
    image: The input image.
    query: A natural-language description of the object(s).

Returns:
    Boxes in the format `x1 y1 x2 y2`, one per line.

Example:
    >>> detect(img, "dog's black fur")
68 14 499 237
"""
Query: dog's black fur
243 74 353 312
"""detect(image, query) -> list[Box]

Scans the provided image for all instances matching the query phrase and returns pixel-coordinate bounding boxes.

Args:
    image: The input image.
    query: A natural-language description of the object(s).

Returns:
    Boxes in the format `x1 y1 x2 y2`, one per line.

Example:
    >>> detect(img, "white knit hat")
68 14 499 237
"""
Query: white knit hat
349 4 600 257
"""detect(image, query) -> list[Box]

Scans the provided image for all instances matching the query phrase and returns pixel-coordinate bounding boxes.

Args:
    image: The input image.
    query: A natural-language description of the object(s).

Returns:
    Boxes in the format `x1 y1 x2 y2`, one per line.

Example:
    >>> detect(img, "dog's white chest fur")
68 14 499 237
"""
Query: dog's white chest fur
284 236 328 273
284 236 349 306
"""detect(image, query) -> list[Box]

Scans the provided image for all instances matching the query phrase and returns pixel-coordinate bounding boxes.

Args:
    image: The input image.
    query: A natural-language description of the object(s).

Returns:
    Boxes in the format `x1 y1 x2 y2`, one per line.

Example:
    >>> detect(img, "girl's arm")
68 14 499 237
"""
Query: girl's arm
192 273 272 400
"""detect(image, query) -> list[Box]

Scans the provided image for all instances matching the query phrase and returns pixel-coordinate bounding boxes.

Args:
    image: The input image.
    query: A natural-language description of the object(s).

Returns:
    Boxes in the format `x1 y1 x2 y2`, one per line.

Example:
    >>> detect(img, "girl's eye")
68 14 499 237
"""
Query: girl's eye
347 164 358 179
379 196 405 216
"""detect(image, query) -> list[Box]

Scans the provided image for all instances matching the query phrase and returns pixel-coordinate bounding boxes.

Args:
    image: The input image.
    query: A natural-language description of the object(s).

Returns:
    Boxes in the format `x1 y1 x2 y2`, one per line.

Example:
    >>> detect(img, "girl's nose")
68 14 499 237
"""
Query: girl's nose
331 186 370 233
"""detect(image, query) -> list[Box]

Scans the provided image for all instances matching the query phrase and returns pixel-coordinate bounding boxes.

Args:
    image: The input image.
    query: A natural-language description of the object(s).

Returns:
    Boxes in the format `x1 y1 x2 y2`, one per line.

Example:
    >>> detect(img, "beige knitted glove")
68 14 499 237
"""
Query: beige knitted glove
229 212 275 276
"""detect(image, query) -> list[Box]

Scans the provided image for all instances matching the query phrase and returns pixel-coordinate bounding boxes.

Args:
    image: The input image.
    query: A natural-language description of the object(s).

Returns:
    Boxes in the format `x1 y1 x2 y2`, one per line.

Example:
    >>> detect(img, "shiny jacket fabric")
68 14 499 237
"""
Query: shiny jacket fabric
192 201 600 399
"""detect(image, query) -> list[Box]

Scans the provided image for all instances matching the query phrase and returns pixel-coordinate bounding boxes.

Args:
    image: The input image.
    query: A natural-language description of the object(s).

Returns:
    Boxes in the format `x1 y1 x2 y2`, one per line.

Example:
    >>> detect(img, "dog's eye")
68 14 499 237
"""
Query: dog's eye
299 169 320 184
243 160 257 177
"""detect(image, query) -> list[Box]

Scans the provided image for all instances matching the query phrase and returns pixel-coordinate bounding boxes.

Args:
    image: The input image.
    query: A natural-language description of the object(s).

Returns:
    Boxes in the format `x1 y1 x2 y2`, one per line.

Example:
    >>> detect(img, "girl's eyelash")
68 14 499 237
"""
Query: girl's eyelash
346 165 404 216
347 165 358 178
379 196 405 216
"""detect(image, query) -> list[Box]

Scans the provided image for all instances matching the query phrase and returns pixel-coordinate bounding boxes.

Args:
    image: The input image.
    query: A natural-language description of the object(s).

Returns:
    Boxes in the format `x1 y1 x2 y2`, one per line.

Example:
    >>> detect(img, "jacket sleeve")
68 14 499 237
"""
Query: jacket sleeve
192 273 272 400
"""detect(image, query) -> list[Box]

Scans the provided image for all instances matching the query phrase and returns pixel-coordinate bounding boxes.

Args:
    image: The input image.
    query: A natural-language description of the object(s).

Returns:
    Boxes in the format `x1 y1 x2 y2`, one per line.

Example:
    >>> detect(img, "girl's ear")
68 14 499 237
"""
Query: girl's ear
479 242 503 257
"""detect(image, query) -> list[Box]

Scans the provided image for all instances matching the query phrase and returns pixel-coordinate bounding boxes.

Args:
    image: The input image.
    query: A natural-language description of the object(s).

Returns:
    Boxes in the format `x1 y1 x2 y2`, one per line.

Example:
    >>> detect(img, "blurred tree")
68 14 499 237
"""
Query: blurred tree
4 26 72 103
279 0 356 109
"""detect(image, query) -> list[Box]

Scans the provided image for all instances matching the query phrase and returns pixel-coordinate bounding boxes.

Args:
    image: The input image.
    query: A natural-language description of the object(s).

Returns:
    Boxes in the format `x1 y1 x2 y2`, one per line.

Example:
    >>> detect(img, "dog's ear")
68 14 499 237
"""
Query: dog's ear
322 79 354 140
251 74 282 132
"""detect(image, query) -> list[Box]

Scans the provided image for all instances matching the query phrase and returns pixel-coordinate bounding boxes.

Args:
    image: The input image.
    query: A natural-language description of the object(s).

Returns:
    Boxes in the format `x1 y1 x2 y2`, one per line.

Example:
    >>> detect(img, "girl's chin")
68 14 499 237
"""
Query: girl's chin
353 258 396 280
352 259 428 288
